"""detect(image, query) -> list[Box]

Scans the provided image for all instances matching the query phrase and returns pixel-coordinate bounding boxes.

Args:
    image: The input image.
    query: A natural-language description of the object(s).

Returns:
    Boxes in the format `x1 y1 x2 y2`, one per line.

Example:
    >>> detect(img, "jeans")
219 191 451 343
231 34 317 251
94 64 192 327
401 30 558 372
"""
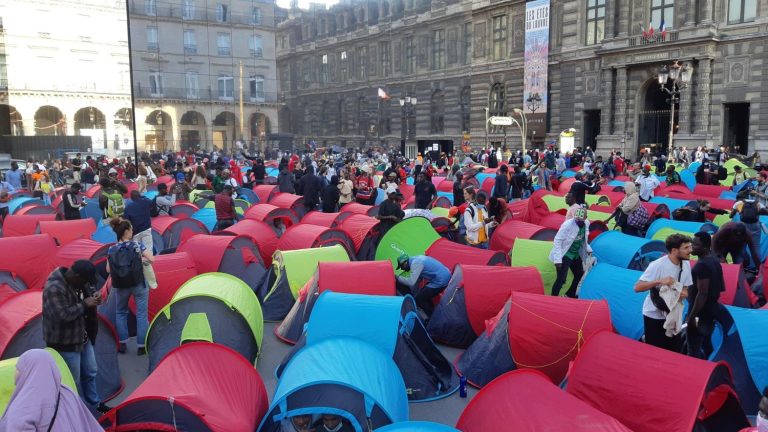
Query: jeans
58 342 100 406
686 317 715 359
133 228 154 256
552 256 583 298
415 279 448 317
115 283 149 347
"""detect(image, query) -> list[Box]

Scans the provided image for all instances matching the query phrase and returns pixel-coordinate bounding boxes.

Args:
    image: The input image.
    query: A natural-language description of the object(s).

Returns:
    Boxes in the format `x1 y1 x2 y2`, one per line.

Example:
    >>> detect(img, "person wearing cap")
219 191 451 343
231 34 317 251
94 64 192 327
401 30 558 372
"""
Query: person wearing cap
549 207 592 298
395 254 451 316
42 259 110 413
635 165 661 202
732 165 747 186
214 184 238 231
170 172 193 201
377 185 405 237
355 165 376 205
665 164 682 185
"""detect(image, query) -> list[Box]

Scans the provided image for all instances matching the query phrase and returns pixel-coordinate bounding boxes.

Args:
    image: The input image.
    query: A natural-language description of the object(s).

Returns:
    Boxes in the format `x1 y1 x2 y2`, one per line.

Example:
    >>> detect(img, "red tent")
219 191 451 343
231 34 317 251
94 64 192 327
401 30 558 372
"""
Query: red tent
336 214 381 260
149 175 176 191
558 177 576 193
84 184 102 199
14 205 57 216
177 234 266 288
426 238 508 270
480 178 494 195
538 213 566 230
457 292 612 387
506 199 530 222
694 184 730 198
301 211 342 227
399 184 415 202
489 220 557 253
222 219 279 265
151 216 209 251
39 219 97 245
53 239 111 288
428 265 544 347
0 234 57 295
658 183 693 196
253 185 279 203
244 203 299 230
169 202 199 218
100 342 269 432
270 193 306 217
0 214 57 237
337 202 377 220
526 190 555 225
567 331 750 432
595 190 625 206
437 179 454 193
276 224 355 255
456 370 631 432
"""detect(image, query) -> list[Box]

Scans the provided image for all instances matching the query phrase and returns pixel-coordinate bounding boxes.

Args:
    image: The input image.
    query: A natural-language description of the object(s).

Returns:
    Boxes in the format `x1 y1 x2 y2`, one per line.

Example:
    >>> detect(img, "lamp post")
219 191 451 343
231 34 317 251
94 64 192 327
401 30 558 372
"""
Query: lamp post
512 108 527 155
657 60 693 156
526 92 542 114
399 95 417 143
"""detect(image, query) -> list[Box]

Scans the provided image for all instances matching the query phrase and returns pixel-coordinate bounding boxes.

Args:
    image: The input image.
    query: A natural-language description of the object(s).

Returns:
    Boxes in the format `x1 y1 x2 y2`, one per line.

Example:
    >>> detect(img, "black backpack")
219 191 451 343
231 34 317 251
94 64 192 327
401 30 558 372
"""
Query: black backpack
741 200 759 224
109 243 143 288
150 196 160 217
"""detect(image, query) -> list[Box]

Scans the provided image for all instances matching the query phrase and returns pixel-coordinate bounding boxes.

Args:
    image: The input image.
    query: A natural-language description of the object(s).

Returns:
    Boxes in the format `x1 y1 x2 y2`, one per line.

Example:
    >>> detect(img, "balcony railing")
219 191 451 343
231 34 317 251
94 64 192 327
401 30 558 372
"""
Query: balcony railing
133 83 278 103
629 30 679 47
129 0 275 27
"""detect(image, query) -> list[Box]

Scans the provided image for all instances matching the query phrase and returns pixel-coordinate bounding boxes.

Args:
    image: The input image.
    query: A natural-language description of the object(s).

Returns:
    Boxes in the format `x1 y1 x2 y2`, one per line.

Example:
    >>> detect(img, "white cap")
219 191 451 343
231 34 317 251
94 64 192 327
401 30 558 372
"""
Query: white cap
386 185 398 195
108 168 118 175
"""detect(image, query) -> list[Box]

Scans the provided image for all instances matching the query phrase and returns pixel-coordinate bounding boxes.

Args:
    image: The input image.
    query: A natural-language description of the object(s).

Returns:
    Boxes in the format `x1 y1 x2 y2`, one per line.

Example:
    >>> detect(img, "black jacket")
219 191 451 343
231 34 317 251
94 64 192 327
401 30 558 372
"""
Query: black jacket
493 173 509 198
321 182 340 212
299 173 322 206
42 268 98 352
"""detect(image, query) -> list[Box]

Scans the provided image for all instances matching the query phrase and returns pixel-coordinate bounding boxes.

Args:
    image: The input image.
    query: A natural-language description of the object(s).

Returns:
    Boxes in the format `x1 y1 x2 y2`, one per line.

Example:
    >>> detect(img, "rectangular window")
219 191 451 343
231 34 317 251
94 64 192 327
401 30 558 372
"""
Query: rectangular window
218 76 234 99
340 51 348 82
302 59 311 88
217 32 231 56
252 7 262 24
358 46 368 80
431 29 445 70
146 26 158 51
250 75 265 101
183 29 197 54
463 22 472 65
728 0 757 23
144 0 156 16
404 37 415 74
492 15 507 61
185 71 199 99
650 0 674 29
149 72 163 96
216 3 228 22
379 41 391 77
182 0 195 19
249 35 263 58
320 54 329 85
586 0 605 45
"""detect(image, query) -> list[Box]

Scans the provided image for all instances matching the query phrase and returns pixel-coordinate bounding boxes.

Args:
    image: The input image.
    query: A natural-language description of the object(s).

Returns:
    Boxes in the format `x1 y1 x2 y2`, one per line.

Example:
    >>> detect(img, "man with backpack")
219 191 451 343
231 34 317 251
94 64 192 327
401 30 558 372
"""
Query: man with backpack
730 189 766 262
124 190 154 256
154 183 176 216
98 177 127 222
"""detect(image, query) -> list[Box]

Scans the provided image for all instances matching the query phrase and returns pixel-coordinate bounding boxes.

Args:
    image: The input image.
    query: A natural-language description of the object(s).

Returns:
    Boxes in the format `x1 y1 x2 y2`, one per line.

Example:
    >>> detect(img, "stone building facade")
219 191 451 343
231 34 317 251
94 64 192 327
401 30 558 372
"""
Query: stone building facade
277 0 768 158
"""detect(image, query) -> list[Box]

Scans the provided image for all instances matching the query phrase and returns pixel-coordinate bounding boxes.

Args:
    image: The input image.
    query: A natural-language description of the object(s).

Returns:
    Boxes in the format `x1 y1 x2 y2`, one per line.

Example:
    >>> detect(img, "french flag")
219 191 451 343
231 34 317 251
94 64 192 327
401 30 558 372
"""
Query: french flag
647 19 654 37
659 19 666 38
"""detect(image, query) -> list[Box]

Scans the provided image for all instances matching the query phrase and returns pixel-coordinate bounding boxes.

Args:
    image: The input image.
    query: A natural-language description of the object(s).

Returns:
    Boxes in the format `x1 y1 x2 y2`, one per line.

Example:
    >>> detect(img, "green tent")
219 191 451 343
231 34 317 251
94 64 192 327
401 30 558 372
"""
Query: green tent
431 207 450 218
712 213 731 227
259 244 350 321
203 199 246 215
541 194 610 212
587 210 617 230
375 217 441 268
147 272 264 371
0 349 76 416
721 159 757 186
189 189 213 203
650 226 697 241
510 239 571 295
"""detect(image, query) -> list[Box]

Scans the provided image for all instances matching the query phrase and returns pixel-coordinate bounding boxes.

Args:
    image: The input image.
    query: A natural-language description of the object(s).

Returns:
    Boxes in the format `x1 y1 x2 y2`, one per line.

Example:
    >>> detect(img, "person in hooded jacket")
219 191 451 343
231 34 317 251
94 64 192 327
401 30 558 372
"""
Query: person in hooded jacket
278 165 296 194
321 175 340 213
612 181 643 236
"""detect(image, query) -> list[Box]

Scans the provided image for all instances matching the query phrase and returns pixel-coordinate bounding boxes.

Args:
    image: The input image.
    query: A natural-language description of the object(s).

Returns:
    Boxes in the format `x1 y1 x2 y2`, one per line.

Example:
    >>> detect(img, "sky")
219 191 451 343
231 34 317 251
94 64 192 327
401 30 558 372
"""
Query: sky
275 0 339 9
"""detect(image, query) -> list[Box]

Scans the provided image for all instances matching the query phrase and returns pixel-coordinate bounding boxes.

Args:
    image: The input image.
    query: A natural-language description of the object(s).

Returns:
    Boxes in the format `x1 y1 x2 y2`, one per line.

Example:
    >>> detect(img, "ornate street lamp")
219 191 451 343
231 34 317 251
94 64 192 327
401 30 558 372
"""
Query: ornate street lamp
657 60 693 154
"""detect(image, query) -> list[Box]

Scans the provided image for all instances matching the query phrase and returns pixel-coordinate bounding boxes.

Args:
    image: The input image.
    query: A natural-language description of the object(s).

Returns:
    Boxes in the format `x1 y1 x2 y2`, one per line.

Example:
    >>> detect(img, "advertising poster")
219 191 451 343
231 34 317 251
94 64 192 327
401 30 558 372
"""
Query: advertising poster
524 0 550 141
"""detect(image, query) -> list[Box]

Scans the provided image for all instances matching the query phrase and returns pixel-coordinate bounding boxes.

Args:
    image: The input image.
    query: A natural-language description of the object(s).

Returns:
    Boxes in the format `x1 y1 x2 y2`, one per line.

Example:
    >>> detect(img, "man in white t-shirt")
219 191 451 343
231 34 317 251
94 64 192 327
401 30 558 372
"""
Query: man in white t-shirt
634 233 692 352
635 166 661 202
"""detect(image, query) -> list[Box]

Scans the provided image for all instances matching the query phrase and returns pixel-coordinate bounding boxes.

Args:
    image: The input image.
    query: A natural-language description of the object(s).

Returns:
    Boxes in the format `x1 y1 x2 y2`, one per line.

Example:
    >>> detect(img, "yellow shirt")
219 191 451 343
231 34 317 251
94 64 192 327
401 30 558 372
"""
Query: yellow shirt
477 207 488 243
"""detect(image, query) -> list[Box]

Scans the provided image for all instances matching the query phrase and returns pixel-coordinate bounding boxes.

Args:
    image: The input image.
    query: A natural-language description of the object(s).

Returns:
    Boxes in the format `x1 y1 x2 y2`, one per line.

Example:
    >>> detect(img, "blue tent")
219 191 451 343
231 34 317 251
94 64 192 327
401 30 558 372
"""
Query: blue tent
645 219 718 240
608 180 625 188
266 167 279 177
375 188 387 205
649 196 690 212
731 214 768 262
406 177 414 185
688 161 701 174
436 191 453 203
279 292 458 402
239 187 259 204
81 200 103 224
191 208 217 231
710 306 768 415
376 422 459 431
578 263 646 340
561 170 577 178
475 173 494 184
681 170 696 191
142 190 159 200
91 223 117 244
8 197 43 215
258 337 408 432
591 230 666 270
720 191 738 200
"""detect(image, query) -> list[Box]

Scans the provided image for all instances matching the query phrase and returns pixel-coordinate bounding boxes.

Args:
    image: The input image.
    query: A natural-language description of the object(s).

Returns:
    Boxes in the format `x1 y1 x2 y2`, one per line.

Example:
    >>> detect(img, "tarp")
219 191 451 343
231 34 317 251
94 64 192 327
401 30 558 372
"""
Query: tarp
591 230 666 270
455 370 631 432
375 217 441 269
0 214 57 237
509 239 568 295
0 234 57 291
578 263 646 340
488 220 557 253
38 219 97 246
100 342 268 432
425 238 508 270
0 349 78 415
222 219 279 265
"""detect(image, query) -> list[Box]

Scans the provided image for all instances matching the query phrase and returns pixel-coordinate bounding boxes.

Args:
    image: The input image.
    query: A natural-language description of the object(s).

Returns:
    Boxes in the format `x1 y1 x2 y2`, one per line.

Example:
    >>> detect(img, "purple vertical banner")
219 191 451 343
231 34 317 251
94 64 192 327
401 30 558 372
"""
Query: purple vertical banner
523 0 550 144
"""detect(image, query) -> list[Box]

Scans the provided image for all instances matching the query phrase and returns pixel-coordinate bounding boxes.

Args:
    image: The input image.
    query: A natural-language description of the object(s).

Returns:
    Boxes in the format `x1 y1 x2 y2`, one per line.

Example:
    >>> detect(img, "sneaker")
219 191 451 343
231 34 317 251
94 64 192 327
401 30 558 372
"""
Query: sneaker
118 343 126 354
137 347 146 356
96 403 112 414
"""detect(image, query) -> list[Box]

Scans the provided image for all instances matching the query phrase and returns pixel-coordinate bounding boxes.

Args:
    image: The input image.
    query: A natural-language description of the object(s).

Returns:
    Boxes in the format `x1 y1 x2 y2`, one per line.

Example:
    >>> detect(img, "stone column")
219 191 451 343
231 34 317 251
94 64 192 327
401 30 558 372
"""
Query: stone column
600 68 614 136
617 1 629 37
678 73 693 135
685 0 697 26
613 67 628 135
701 0 714 24
694 59 713 135
603 0 615 38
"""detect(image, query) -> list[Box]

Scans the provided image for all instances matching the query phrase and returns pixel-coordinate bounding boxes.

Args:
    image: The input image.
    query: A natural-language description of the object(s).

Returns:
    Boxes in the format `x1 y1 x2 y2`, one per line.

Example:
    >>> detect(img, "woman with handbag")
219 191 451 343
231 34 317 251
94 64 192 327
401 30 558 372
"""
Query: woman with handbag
609 182 648 237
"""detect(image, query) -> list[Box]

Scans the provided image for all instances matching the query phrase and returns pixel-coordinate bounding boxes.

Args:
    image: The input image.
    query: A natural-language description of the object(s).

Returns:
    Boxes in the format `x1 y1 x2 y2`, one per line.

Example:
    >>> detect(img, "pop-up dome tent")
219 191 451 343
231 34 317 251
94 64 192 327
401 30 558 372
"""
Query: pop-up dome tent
591 230 666 270
301 211 342 227
337 214 381 261
100 342 269 432
455 370 632 432
221 219 279 265
280 292 459 402
257 244 350 321
189 189 215 208
253 184 279 203
488 220 557 253
578 263 646 340
151 216 209 253
509 239 570 295
375 217 441 268
645 218 718 240
189 207 217 232
12 204 57 216
0 348 77 414
168 201 200 218
0 290 123 402
457 292 612 387
53 239 111 287
8 197 44 215
710 306 768 415
567 331 750 432
276 261 395 344
258 337 408 432
276 224 355 256
425 238 509 270
244 203 299 235
38 218 97 246
270 193 307 218
177 234 267 289
378 422 459 432
337 202 378 221
428 265 544 348
0 234 57 301
0 214 57 237
146 272 264 371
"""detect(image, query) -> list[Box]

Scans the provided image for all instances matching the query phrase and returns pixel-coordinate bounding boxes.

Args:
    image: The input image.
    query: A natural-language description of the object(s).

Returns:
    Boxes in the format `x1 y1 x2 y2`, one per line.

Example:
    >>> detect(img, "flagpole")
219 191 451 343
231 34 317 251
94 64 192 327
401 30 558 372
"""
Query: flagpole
239 61 244 141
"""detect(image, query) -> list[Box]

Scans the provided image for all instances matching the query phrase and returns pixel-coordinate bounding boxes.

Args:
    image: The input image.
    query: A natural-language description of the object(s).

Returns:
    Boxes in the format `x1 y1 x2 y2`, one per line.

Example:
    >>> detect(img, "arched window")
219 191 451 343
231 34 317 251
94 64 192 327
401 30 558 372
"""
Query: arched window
460 86 471 133
430 90 444 134
489 83 506 133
